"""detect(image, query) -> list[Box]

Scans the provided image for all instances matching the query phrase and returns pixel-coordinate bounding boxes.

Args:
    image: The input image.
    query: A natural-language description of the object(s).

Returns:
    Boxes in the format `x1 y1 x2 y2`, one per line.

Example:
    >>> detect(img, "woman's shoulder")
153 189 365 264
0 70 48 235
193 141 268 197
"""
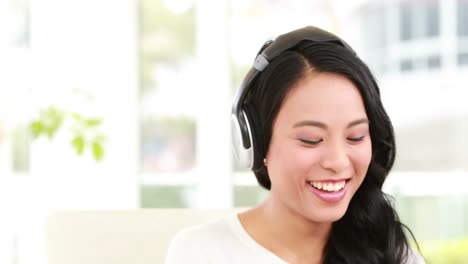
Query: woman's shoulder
164 213 237 263
171 213 237 242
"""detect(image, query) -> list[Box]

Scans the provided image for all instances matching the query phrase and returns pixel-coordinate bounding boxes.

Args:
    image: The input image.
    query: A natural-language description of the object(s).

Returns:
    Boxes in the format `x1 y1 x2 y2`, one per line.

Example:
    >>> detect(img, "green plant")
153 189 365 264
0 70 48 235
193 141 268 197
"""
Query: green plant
29 105 106 161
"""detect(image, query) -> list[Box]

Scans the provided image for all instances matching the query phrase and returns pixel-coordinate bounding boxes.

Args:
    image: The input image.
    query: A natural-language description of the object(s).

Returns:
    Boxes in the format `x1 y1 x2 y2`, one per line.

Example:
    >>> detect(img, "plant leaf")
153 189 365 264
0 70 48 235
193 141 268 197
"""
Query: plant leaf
85 118 102 127
71 112 82 121
71 136 85 155
92 142 104 161
30 121 43 138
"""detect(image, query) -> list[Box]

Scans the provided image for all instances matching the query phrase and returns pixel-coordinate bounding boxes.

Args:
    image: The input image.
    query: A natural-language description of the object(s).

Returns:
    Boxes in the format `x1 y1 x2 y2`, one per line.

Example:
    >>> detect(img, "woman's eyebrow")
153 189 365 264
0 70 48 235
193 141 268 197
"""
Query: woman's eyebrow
347 118 369 128
293 120 327 129
292 118 369 130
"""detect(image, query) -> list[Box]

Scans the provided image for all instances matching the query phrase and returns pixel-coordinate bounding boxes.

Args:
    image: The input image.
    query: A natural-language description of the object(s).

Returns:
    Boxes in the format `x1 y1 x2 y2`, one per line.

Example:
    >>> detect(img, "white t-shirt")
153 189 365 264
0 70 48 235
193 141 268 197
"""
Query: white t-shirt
164 213 426 264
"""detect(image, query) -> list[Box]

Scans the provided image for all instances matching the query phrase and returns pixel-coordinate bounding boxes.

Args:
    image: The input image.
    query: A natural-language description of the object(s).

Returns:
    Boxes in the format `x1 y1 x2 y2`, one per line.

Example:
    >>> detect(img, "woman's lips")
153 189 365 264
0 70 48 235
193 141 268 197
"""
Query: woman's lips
307 179 350 203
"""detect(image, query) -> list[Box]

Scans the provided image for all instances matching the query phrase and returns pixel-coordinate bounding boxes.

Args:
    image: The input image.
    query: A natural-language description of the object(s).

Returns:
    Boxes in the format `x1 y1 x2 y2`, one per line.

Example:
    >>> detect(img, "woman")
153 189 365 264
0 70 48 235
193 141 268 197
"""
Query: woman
165 26 425 264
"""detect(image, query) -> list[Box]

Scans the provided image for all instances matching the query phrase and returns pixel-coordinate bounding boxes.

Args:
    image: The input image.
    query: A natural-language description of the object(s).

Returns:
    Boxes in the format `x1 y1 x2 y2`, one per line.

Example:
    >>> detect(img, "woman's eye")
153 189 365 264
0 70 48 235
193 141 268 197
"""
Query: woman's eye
299 139 323 145
347 136 365 142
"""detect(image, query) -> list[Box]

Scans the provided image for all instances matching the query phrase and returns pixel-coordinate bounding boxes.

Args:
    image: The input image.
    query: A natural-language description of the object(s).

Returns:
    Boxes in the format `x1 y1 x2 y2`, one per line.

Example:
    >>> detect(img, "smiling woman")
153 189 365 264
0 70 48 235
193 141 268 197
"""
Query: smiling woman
263 72 372 224
165 26 426 264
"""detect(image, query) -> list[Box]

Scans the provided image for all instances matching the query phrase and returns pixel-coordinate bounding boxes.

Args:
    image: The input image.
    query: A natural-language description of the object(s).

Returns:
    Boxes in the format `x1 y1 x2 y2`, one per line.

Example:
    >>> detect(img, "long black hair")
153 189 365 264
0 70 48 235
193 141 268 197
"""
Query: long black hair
245 40 417 263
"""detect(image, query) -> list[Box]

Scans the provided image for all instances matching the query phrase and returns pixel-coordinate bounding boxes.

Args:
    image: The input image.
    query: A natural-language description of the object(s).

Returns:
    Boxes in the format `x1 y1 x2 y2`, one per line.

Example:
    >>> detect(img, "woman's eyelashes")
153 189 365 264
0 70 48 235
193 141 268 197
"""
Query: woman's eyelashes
346 136 366 142
298 135 366 145
299 138 323 145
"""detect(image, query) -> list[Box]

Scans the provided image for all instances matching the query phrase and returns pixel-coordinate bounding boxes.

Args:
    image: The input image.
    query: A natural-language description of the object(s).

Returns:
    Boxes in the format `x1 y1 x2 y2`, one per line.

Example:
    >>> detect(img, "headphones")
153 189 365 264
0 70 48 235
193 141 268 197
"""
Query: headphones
231 26 356 169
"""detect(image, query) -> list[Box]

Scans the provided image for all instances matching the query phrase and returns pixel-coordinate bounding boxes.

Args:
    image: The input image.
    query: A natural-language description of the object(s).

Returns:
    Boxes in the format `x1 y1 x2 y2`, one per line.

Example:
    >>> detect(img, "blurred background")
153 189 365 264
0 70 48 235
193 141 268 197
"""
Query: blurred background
0 0 467 263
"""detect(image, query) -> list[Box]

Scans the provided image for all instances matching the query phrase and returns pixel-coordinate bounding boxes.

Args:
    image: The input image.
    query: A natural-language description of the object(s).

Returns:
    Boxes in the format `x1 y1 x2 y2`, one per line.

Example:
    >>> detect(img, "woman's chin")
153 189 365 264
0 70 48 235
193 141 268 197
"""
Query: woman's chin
303 205 348 224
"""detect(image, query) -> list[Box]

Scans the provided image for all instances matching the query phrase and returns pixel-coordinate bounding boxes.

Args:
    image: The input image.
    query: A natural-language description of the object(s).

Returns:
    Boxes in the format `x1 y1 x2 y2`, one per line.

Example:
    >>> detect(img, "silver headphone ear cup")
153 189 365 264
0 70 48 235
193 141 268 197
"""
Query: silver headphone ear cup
231 113 254 169
242 110 255 169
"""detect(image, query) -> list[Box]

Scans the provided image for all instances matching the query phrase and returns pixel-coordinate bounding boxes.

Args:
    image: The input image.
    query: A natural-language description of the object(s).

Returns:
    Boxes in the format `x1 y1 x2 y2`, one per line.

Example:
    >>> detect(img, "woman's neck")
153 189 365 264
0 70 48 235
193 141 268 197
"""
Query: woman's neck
239 196 332 264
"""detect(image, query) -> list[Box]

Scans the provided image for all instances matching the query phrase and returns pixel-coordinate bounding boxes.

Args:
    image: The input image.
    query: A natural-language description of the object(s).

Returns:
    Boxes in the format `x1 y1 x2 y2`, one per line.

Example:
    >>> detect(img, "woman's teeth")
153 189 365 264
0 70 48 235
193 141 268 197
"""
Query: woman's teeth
308 180 346 192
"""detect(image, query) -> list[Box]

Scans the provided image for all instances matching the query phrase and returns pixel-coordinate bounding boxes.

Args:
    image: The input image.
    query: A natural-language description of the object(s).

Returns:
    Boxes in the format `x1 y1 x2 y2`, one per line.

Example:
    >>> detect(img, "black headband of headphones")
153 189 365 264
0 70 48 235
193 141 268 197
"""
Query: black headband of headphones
231 26 356 149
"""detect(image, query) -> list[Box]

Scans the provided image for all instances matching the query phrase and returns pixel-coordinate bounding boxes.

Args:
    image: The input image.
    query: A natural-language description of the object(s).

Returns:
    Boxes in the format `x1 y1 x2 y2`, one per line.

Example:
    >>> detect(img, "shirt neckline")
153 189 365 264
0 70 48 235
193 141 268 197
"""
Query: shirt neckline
228 213 288 263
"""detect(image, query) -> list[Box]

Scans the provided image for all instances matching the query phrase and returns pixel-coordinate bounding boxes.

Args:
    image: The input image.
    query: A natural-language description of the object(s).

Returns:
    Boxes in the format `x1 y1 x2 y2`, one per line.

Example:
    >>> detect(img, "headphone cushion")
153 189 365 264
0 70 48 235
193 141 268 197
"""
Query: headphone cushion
242 103 264 170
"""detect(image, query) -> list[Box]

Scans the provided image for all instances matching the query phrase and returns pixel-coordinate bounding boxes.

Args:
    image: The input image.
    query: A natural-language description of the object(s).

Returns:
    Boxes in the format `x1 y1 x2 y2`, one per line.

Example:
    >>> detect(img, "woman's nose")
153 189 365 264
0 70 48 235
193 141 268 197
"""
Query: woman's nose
319 141 350 173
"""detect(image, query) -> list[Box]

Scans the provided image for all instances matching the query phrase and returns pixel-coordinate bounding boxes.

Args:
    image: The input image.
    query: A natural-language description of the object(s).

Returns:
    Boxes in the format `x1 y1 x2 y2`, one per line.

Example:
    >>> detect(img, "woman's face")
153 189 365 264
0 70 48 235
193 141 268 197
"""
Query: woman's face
265 72 372 223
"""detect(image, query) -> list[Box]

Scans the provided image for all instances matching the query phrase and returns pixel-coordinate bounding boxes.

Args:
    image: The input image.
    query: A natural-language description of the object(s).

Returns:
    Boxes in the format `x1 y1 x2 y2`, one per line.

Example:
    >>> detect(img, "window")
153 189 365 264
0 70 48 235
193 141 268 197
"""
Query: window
400 3 413 41
139 0 198 207
458 53 468 65
139 0 196 173
12 124 30 172
427 55 441 69
399 56 441 72
141 185 195 208
458 0 468 36
141 117 196 173
0 0 31 174
400 59 414 72
426 2 439 37
399 0 440 41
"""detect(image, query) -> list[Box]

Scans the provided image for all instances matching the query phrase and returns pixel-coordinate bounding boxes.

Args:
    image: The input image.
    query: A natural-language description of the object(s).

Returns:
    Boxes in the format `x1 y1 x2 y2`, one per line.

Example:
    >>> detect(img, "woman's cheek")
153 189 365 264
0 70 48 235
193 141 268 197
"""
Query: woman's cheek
352 142 372 176
290 147 321 172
